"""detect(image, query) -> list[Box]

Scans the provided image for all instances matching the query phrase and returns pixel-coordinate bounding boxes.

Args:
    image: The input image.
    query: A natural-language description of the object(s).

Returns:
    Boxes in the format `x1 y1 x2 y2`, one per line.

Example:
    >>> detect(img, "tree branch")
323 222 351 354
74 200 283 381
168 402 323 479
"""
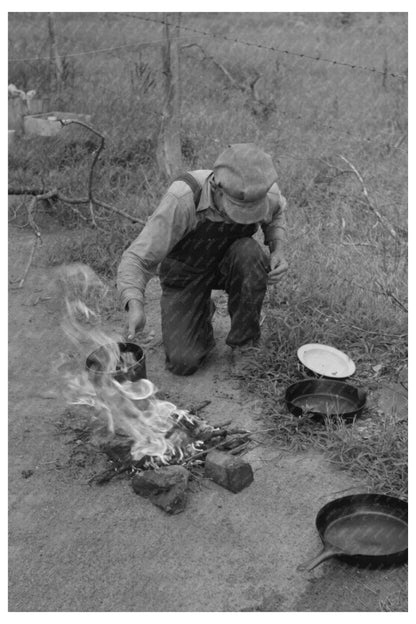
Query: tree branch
60 119 106 227
182 42 271 109
9 192 53 289
374 279 408 313
9 121 146 225
9 189 147 225
9 122 148 288
182 43 242 91
338 154 398 240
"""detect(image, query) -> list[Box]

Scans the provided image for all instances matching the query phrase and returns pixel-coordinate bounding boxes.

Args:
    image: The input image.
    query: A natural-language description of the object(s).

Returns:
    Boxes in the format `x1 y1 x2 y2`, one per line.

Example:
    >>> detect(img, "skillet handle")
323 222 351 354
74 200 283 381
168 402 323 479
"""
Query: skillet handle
297 546 344 572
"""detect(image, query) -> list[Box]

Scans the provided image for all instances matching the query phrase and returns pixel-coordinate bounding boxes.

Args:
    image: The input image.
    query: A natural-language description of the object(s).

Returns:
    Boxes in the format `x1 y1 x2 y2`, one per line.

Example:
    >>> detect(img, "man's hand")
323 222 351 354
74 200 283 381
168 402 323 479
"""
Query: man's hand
268 251 288 285
125 299 146 340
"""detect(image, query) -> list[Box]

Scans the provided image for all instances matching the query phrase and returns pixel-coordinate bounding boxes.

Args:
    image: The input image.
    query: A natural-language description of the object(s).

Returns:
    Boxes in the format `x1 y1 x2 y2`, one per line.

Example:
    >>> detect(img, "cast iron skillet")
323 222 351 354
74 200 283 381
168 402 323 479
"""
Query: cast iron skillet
297 494 408 572
285 378 366 420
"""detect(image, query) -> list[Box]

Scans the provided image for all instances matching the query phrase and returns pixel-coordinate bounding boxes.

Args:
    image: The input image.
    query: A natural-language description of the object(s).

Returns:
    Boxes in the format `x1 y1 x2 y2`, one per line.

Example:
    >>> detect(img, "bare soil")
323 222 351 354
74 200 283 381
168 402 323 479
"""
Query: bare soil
8 225 407 612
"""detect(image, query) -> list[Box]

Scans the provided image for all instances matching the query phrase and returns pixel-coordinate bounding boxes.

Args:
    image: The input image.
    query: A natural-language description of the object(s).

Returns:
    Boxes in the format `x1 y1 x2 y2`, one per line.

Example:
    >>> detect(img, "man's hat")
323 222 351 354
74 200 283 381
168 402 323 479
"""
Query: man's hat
213 143 278 224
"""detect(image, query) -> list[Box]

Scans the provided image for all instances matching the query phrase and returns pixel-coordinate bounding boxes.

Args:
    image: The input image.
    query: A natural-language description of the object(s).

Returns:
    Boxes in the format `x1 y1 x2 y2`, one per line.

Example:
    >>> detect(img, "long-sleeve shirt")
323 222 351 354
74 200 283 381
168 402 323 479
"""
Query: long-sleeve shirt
117 169 287 307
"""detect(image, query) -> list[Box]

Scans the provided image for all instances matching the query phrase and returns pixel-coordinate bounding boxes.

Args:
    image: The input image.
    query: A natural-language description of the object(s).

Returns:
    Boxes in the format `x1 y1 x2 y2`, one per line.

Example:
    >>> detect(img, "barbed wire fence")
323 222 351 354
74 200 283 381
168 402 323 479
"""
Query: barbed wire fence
8 12 408 147
8 12 408 308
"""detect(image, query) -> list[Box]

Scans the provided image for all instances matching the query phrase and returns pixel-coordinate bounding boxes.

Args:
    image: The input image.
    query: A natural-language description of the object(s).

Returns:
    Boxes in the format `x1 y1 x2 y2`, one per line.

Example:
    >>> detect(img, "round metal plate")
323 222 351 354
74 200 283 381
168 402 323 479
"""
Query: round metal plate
297 343 356 378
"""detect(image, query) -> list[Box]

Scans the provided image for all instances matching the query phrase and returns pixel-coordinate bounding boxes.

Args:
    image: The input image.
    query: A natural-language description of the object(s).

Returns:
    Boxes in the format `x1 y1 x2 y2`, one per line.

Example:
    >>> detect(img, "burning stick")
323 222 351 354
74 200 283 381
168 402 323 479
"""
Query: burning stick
180 439 226 466
189 400 212 414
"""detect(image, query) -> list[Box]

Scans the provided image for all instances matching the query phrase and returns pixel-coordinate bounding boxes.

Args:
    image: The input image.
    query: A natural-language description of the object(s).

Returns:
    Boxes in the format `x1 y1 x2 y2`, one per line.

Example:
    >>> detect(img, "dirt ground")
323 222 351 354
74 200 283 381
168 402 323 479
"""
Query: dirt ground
8 225 408 612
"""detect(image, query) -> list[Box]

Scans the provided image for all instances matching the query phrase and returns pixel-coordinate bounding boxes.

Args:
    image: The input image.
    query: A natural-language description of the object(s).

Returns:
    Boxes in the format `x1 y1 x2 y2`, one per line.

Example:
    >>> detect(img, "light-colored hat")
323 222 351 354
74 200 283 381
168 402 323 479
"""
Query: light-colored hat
213 143 278 224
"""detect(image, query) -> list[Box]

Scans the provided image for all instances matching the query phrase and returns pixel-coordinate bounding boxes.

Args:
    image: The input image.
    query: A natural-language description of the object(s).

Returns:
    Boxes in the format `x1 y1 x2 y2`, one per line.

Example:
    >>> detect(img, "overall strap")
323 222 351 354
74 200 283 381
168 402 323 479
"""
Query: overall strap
173 172 202 207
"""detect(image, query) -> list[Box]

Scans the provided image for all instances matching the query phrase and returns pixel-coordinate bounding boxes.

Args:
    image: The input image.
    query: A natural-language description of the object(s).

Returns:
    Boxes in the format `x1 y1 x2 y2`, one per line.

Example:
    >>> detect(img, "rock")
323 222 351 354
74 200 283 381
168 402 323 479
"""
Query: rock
132 465 190 514
374 383 408 421
204 450 254 493
132 465 189 496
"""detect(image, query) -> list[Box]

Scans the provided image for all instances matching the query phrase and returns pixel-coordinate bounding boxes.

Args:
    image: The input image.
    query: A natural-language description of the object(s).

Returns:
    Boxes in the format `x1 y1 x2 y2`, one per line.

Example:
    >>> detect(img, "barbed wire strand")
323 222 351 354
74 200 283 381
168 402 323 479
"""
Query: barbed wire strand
9 13 407 80
116 12 407 80
8 34 195 63
8 13 407 154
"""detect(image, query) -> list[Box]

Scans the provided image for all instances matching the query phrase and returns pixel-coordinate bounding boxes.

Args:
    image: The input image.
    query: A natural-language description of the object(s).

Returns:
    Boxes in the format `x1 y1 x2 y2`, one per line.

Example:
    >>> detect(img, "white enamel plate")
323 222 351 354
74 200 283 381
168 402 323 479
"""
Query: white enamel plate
297 343 356 378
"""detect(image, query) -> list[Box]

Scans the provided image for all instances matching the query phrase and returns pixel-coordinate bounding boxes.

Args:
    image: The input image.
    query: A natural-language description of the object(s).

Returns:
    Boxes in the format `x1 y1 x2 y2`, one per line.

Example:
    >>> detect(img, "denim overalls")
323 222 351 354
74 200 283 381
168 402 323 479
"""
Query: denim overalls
159 213 270 375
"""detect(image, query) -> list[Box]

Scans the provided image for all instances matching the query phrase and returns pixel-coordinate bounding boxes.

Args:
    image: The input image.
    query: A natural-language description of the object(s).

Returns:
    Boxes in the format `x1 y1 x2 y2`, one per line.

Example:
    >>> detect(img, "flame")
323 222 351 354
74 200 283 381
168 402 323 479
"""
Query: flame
58 264 202 465
67 372 185 462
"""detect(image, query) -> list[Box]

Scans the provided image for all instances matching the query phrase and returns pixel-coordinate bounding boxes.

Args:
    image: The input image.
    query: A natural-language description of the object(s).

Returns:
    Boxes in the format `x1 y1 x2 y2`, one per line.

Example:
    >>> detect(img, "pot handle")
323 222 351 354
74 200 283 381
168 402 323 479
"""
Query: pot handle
297 545 344 572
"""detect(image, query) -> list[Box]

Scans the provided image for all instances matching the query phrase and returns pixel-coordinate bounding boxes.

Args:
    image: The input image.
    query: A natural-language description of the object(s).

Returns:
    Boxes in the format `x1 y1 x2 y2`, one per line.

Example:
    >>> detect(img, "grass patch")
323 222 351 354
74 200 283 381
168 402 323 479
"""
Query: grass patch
46 223 143 280
253 392 408 499
236 220 407 499
238 353 407 498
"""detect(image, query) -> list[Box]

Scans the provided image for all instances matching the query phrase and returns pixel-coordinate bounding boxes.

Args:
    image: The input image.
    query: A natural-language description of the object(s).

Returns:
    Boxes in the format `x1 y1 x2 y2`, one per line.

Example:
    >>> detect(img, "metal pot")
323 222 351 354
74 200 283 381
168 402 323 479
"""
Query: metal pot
86 342 147 384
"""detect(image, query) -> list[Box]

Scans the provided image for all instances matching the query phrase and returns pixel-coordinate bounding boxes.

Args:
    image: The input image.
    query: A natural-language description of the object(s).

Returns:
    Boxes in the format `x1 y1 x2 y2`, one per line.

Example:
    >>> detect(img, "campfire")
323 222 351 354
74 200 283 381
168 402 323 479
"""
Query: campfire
58 264 254 514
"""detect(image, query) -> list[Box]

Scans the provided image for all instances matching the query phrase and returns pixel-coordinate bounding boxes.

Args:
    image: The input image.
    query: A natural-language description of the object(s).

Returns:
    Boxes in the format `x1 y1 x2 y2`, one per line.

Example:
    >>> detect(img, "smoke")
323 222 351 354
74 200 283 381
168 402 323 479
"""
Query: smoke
58 263 192 463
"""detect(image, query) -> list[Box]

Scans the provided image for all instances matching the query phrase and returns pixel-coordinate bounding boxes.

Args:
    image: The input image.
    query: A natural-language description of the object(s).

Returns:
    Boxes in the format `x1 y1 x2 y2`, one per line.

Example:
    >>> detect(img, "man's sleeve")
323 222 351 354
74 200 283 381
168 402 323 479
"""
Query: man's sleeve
262 183 287 245
117 188 195 308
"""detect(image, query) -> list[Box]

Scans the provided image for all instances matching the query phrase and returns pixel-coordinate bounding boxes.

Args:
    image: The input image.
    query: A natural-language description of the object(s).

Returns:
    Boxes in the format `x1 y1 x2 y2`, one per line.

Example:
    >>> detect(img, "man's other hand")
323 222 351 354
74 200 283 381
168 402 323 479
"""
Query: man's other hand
268 251 288 284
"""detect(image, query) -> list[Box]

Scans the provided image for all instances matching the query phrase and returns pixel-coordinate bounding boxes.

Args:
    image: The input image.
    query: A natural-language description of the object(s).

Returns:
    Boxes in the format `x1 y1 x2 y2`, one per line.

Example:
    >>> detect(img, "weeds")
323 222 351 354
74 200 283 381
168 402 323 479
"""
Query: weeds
238 219 407 498
46 223 142 280
241 347 407 498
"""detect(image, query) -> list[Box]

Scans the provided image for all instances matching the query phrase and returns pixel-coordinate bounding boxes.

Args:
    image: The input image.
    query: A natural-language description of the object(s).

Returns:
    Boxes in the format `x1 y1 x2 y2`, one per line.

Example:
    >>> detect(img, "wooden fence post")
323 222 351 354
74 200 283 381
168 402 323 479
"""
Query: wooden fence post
48 12 63 94
156 13 183 180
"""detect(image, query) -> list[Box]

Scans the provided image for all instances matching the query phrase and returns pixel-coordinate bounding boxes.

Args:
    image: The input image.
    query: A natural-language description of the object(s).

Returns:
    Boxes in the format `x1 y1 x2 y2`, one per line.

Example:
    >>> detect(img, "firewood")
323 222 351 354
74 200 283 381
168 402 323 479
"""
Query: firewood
229 441 251 455
218 433 250 450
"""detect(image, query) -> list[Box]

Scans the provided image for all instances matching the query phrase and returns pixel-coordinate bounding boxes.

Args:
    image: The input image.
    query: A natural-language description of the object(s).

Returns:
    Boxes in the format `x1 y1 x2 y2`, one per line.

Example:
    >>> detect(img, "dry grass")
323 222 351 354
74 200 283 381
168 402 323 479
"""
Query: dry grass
235 219 407 498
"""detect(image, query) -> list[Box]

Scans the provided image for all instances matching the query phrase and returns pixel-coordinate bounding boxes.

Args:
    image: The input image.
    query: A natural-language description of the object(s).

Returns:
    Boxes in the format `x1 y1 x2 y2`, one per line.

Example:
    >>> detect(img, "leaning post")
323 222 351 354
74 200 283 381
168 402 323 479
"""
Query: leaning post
156 12 183 180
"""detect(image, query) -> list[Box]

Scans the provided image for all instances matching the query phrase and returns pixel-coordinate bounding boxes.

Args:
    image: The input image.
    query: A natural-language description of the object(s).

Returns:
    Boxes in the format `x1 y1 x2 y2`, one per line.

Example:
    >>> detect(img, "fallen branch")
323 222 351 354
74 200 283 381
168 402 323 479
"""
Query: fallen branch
92 198 146 224
183 43 242 90
9 188 146 225
9 120 147 288
11 236 40 289
88 201 97 227
8 198 27 224
392 132 407 151
181 438 233 466
182 42 273 109
9 120 146 226
338 154 398 240
10 191 54 288
8 187 45 196
229 440 252 455
61 120 105 228
374 279 408 313
190 400 212 414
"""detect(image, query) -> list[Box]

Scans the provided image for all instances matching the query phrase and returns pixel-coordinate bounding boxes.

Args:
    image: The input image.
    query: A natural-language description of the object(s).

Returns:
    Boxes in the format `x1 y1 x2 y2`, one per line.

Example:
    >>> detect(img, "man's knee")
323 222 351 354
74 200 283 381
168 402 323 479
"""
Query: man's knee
226 238 270 275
